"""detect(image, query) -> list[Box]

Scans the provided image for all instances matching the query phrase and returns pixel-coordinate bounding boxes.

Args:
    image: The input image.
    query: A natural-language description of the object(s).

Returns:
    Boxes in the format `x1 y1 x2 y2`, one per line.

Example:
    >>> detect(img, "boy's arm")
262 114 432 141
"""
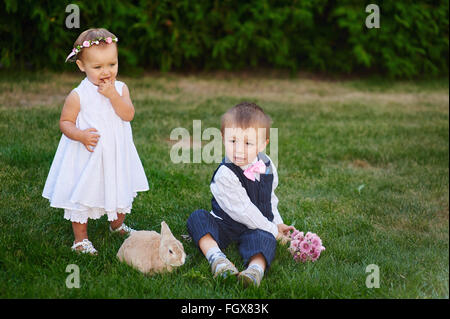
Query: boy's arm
269 159 295 241
270 158 284 225
271 192 283 225
210 166 279 238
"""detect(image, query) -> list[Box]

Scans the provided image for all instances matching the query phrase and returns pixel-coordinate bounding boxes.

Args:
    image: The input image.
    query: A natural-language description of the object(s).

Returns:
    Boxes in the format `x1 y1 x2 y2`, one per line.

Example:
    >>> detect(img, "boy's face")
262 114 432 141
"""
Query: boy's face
76 43 118 86
223 126 269 167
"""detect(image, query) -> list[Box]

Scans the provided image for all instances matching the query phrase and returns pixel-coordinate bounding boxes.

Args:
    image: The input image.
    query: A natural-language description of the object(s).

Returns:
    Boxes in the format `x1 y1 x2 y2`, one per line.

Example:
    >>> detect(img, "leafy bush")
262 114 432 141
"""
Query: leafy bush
0 0 448 78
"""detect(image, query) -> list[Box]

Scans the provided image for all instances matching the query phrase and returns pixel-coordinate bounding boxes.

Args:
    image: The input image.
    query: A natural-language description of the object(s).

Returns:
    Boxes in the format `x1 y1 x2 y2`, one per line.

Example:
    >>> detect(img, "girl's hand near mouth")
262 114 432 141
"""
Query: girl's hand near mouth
98 77 118 100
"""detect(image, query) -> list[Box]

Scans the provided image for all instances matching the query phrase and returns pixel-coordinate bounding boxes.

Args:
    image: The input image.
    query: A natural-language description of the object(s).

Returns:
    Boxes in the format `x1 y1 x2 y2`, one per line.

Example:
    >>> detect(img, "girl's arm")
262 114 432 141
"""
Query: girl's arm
98 80 135 122
59 91 100 152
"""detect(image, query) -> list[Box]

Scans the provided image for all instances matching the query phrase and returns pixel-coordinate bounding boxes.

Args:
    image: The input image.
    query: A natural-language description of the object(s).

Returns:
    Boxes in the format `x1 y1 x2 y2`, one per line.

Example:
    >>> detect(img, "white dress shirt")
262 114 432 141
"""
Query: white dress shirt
210 155 283 238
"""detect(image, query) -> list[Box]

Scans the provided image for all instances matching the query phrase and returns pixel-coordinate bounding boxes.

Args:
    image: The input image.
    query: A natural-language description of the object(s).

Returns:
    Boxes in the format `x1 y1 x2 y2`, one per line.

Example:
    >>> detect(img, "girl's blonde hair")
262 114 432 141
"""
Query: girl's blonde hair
73 28 117 61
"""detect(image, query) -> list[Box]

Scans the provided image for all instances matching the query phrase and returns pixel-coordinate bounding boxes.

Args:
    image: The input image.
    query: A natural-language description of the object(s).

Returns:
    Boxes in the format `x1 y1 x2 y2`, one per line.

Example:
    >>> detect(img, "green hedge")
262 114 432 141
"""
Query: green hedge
1 0 448 78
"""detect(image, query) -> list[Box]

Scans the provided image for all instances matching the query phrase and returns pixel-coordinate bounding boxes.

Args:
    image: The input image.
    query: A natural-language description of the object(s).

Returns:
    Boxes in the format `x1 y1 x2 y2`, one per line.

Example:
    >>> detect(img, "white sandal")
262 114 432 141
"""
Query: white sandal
71 239 98 255
109 223 135 235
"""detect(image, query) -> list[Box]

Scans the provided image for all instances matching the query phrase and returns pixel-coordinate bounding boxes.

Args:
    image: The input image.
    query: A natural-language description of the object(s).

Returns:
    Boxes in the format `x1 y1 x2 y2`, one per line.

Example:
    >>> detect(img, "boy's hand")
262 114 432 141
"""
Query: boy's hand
98 78 118 100
276 223 295 245
80 128 100 152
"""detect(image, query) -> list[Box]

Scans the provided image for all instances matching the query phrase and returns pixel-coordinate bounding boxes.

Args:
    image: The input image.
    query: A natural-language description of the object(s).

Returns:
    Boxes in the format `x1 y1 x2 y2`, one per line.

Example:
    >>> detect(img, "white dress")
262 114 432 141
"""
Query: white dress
42 77 149 223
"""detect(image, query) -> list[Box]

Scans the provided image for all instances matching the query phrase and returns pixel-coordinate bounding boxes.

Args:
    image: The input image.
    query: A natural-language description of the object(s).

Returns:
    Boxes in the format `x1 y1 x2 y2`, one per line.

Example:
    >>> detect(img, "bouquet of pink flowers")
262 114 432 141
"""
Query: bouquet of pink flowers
288 229 325 263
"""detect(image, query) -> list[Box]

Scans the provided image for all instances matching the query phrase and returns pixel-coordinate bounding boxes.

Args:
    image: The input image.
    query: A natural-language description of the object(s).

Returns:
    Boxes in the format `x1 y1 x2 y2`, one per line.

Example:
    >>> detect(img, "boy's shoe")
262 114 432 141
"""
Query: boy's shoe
109 223 136 235
211 257 239 278
238 266 263 287
71 239 98 255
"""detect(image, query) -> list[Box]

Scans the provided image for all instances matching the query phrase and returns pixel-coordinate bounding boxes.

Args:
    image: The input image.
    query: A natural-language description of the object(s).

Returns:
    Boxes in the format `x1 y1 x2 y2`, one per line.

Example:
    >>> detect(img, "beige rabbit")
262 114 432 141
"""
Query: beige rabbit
117 221 186 274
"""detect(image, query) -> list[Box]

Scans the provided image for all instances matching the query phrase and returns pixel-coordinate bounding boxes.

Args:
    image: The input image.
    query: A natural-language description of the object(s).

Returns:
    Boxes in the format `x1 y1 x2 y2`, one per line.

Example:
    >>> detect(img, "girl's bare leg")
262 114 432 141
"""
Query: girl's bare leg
72 222 88 247
109 213 127 234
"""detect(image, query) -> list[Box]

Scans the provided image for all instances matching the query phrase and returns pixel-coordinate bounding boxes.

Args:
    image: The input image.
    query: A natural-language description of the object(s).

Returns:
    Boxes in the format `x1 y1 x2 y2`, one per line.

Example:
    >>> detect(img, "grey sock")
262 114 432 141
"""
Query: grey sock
248 263 264 277
205 246 226 265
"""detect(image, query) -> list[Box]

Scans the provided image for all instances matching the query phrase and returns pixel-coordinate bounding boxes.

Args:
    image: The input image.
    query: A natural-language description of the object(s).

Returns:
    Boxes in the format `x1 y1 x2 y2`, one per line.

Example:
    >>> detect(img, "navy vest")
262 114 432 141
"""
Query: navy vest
211 153 274 229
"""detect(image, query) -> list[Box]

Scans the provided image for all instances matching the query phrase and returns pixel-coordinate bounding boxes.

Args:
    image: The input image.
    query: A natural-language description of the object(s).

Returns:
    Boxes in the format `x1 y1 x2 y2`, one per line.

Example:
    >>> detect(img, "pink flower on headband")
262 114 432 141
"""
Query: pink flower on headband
66 36 119 63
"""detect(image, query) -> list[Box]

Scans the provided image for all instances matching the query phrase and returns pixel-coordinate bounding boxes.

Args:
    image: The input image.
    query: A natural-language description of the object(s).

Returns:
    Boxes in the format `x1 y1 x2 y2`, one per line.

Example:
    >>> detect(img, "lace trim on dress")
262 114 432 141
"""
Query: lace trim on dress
64 206 132 224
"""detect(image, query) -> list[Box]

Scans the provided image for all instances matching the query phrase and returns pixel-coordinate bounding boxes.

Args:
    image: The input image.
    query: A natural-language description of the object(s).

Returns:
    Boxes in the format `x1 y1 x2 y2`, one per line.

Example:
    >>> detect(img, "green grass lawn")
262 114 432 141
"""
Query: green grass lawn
0 71 448 298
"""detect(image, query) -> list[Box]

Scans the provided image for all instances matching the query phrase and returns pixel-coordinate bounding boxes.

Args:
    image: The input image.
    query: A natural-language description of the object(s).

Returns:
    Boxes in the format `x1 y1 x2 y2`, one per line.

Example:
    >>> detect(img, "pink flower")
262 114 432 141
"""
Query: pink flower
311 236 322 248
290 239 300 249
289 240 299 255
289 229 325 263
293 251 302 262
83 40 90 48
300 240 311 253
310 251 320 261
293 232 304 242
299 252 308 262
106 37 112 44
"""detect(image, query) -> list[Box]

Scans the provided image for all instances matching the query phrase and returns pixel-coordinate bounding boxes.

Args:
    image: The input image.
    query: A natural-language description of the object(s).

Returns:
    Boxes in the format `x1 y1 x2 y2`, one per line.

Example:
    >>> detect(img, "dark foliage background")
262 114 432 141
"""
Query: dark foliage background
1 0 448 78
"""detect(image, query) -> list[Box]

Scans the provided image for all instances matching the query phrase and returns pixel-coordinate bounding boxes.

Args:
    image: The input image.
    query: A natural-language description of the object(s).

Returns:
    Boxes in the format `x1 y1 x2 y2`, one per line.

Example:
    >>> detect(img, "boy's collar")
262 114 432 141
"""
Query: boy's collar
223 155 259 170
239 156 259 171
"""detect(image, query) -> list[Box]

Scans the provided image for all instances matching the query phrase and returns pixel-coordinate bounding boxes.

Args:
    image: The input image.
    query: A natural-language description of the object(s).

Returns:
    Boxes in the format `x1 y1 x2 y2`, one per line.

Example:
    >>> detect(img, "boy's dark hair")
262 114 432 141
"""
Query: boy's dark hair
221 102 272 139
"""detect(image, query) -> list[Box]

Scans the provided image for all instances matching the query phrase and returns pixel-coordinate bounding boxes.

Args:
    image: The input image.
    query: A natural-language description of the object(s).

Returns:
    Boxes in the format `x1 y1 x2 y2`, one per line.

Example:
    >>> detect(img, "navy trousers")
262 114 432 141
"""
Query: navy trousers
186 209 277 268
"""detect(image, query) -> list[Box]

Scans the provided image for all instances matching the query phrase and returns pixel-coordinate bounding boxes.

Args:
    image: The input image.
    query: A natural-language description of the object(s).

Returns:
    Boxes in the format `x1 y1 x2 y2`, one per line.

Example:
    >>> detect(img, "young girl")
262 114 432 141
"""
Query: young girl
42 28 149 254
186 102 294 287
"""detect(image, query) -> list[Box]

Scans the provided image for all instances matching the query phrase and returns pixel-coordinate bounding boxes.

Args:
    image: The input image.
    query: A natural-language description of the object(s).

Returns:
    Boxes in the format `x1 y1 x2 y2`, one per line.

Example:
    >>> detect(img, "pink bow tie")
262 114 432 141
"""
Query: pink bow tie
243 159 266 181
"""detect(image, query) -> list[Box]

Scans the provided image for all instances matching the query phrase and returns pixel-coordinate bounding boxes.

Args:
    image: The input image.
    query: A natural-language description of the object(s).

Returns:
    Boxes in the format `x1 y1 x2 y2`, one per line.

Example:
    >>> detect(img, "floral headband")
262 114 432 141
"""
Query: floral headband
65 36 118 62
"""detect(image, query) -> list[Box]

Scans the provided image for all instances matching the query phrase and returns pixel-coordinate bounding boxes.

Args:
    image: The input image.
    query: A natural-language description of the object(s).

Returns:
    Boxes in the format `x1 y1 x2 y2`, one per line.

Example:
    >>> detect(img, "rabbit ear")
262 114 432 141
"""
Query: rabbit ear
160 221 174 240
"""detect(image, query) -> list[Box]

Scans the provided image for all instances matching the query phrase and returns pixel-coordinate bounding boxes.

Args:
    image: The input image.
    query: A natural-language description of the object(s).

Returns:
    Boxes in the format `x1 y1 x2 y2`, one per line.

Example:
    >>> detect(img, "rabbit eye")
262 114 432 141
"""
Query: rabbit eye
169 249 173 254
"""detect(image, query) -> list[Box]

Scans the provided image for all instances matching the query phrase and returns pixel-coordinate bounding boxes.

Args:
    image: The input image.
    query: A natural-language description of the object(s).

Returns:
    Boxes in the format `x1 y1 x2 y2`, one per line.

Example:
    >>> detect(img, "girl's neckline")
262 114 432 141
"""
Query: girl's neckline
84 77 99 88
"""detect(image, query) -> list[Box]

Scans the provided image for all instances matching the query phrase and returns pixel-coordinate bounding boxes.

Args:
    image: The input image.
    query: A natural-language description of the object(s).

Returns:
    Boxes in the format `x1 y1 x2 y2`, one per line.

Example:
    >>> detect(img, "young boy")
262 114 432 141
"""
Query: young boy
186 102 294 287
